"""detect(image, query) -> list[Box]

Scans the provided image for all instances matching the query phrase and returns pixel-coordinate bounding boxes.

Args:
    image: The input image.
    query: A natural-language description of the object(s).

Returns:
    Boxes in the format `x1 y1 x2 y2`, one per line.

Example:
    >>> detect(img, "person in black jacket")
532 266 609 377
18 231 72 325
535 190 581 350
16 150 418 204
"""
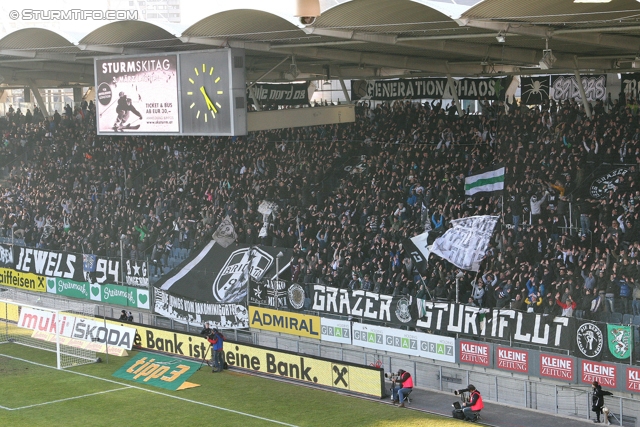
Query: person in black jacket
592 381 613 423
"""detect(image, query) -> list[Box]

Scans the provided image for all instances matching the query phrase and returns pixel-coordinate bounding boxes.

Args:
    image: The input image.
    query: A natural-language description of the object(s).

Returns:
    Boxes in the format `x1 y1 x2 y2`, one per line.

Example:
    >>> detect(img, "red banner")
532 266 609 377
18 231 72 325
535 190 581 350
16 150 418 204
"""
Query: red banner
582 360 616 388
540 354 574 381
497 347 528 373
459 341 490 366
627 367 640 392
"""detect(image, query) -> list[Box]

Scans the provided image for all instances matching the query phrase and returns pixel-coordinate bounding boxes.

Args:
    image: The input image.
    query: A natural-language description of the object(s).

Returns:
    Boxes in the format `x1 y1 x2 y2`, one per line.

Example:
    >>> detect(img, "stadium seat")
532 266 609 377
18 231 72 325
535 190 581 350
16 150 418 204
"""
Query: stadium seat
598 312 611 323
633 315 640 326
623 314 633 325
610 313 623 324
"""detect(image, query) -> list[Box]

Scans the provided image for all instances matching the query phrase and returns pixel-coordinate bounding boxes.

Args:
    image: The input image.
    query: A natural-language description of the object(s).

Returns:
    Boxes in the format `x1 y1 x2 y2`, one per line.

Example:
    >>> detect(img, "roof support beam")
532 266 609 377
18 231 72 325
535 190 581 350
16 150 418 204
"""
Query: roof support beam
457 19 640 52
0 49 76 62
179 36 271 52
0 61 94 76
574 69 592 119
295 27 614 70
76 44 157 55
270 45 499 75
334 66 351 104
302 27 398 45
26 79 50 118
0 69 94 85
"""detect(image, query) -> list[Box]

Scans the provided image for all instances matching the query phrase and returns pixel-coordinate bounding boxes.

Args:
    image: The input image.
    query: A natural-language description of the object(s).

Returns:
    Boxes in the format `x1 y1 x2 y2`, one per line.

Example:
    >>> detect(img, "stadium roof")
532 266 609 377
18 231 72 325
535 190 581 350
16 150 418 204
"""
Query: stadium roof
0 0 639 88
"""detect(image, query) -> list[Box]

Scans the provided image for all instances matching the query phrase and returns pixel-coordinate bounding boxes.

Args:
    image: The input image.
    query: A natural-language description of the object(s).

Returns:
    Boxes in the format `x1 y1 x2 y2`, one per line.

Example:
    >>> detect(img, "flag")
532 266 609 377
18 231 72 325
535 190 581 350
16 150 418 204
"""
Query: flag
521 76 550 105
464 166 505 196
212 215 237 248
607 324 633 360
83 254 97 272
431 215 498 271
404 231 431 275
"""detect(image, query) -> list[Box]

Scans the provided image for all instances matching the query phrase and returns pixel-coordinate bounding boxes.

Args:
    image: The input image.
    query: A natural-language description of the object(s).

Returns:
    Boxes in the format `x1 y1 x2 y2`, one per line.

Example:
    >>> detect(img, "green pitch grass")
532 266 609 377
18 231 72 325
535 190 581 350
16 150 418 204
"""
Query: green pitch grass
0 344 467 427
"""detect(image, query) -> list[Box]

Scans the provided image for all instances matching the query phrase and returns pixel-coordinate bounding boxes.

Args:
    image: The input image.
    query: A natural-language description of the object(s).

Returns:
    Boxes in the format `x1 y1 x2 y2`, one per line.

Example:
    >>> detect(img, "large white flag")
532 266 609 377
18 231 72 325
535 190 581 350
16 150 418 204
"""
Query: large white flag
464 166 505 196
212 215 237 248
431 215 498 271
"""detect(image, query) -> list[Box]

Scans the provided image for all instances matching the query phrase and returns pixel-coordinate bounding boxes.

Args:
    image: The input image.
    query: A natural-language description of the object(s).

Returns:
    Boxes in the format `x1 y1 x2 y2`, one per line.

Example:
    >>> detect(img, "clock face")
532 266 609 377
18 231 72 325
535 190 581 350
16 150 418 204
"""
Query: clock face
185 62 225 124
179 51 234 135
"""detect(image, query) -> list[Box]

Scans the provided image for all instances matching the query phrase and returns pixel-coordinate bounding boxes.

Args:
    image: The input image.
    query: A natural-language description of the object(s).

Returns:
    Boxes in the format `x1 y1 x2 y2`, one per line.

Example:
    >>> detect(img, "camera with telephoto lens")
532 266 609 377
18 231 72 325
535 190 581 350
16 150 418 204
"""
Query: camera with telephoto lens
384 372 399 381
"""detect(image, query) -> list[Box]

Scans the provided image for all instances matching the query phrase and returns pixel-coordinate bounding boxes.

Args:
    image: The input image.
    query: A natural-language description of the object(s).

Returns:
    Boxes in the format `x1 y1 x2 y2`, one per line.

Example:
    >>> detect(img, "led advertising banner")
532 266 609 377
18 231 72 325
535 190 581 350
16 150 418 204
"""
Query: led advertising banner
95 54 179 134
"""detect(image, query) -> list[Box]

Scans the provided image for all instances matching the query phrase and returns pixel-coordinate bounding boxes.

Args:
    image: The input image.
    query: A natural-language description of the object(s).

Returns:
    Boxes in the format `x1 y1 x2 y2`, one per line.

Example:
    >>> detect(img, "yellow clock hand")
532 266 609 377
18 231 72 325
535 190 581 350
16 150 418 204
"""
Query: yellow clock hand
199 86 218 114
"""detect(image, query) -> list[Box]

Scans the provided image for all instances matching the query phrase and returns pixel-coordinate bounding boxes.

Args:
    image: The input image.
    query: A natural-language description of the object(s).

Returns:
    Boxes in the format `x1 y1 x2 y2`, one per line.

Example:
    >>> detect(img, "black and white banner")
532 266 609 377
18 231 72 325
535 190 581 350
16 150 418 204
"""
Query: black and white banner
249 279 306 310
622 73 640 100
431 215 498 272
153 242 292 327
550 74 607 102
588 167 630 199
416 302 573 349
520 76 550 105
350 76 508 101
0 244 12 268
124 260 149 288
404 231 432 275
311 285 414 326
575 320 606 361
247 82 310 106
5 245 120 285
153 287 249 329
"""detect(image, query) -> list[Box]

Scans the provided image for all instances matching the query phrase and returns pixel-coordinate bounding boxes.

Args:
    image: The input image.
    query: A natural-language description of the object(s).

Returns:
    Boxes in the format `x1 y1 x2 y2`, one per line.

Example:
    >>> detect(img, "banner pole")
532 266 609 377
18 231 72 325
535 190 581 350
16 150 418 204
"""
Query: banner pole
103 303 109 364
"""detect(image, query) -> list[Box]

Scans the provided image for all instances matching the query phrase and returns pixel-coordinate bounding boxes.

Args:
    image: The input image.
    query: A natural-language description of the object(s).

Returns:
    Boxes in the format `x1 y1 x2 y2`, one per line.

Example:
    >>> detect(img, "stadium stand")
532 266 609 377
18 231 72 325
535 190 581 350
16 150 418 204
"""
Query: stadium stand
2 94 640 322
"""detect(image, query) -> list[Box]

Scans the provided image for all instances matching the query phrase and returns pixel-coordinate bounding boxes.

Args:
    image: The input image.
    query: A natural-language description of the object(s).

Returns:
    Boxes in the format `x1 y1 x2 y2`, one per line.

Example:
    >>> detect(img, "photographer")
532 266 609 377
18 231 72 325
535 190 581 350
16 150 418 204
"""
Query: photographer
390 369 413 408
454 384 483 421
207 328 226 373
199 322 213 366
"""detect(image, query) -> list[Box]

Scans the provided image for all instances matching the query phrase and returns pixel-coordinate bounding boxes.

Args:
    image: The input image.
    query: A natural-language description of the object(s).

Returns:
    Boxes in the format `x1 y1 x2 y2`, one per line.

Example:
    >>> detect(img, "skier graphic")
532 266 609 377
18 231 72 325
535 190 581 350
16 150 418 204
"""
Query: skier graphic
113 91 143 131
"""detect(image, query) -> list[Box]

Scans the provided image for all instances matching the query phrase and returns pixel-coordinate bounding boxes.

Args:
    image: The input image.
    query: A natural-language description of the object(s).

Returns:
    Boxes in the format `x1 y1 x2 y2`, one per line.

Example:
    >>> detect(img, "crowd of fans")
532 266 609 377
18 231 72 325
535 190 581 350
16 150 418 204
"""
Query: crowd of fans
2 93 640 322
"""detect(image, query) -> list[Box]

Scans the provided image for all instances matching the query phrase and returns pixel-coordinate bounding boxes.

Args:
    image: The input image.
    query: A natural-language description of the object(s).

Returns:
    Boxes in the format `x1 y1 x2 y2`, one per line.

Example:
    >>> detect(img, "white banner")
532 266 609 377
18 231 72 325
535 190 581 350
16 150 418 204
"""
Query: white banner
549 74 607 102
18 307 136 350
320 317 352 345
257 200 279 238
351 323 455 363
431 215 498 272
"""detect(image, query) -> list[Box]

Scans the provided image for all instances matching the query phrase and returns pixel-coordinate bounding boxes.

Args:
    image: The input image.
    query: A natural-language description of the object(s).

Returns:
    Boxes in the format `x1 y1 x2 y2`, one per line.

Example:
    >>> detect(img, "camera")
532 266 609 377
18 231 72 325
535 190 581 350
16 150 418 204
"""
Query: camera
299 16 316 25
384 372 398 381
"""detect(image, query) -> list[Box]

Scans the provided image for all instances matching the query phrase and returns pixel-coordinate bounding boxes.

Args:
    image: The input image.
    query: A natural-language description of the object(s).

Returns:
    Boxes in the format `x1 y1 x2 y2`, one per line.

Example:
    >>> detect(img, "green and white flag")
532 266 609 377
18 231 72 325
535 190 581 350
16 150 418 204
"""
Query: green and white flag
464 166 505 196
607 324 633 359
